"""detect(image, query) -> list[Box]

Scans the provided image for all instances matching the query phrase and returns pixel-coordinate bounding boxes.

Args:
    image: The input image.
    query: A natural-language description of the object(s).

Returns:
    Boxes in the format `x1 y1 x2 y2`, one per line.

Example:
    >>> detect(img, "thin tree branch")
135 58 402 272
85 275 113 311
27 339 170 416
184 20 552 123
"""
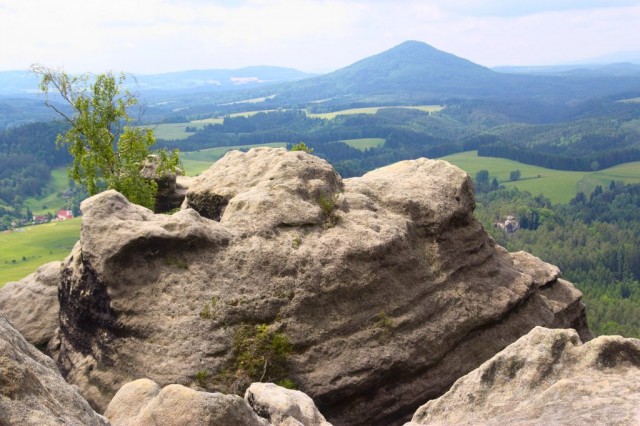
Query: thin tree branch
260 357 268 382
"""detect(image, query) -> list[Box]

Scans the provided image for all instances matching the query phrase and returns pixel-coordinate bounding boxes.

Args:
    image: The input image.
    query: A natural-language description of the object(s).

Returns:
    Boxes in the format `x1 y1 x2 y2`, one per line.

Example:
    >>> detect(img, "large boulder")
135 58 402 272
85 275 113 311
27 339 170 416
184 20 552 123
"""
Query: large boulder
407 326 640 425
105 378 269 426
0 312 108 425
183 147 342 228
50 147 591 425
104 379 330 426
245 382 332 426
0 261 61 350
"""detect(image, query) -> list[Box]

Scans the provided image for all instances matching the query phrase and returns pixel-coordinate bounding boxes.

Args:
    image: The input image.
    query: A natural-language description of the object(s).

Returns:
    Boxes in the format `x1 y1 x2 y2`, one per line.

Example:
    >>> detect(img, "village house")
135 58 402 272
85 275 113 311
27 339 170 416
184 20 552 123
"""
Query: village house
56 210 73 221
33 215 48 224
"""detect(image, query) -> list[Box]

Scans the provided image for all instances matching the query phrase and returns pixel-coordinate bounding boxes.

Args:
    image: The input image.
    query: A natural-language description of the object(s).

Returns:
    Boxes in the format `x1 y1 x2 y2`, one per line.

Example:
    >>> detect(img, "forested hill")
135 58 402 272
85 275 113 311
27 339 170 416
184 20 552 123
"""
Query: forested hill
271 40 501 103
0 122 70 203
242 41 640 108
477 183 640 337
4 40 640 126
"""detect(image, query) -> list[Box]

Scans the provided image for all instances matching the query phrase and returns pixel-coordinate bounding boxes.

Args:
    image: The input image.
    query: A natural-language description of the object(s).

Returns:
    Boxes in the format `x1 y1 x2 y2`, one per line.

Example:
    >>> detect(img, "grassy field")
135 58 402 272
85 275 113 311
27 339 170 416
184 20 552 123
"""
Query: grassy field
146 123 200 140
143 119 225 140
180 142 287 176
441 151 640 204
0 218 81 287
226 110 278 118
220 95 275 106
342 138 385 151
307 105 444 119
24 168 71 215
150 106 442 140
148 111 278 140
189 117 224 125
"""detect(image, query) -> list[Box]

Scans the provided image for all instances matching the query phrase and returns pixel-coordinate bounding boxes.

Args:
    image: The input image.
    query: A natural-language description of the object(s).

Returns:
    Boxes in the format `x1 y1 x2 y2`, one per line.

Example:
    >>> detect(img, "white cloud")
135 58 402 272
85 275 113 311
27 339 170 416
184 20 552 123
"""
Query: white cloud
0 0 639 73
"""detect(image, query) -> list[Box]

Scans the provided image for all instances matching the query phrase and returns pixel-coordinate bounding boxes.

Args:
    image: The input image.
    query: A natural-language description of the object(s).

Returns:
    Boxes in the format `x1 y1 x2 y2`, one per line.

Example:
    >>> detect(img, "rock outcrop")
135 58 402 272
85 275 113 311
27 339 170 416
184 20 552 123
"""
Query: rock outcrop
0 261 61 349
245 382 332 426
104 379 330 426
105 378 269 426
49 147 591 425
407 326 640 425
0 312 108 425
0 311 330 426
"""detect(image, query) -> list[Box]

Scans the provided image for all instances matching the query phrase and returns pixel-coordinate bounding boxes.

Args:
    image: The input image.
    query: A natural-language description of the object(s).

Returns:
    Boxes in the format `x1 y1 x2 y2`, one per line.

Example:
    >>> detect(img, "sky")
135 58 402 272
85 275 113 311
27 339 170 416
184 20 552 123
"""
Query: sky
1 0 639 74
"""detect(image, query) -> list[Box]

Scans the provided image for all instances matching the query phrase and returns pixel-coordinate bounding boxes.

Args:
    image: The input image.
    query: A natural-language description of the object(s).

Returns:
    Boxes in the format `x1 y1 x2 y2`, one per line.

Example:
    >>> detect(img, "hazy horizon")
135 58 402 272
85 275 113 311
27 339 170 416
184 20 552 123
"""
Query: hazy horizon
1 0 639 74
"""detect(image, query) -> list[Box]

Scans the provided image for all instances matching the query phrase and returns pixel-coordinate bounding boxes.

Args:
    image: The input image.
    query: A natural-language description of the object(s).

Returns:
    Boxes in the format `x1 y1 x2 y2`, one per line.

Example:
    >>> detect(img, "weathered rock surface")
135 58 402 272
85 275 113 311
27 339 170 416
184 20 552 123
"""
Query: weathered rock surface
407 326 640 426
141 154 191 212
105 378 269 426
104 379 330 426
183 148 342 229
246 382 332 426
50 147 591 425
0 261 61 349
0 312 108 425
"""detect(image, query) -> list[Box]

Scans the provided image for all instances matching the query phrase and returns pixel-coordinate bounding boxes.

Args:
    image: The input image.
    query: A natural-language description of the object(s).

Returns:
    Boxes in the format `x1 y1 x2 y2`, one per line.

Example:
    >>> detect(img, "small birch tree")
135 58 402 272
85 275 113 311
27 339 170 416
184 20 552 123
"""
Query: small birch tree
32 65 180 210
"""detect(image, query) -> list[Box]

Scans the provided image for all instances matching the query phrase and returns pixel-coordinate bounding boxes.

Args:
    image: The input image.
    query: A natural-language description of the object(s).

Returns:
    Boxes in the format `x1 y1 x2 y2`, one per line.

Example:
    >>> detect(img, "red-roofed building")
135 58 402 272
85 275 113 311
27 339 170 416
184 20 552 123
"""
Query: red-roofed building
33 215 48 224
57 210 73 220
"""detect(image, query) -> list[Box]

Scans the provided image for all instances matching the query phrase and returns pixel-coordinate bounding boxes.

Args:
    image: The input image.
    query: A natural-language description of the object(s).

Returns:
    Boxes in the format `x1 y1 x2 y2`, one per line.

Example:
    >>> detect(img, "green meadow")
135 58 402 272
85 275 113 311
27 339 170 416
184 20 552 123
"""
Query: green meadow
342 138 385 151
225 110 278 118
143 117 224 140
146 106 443 140
441 151 640 204
307 105 444 119
146 123 201 140
147 111 278 140
219 95 275 105
0 218 81 287
23 168 71 215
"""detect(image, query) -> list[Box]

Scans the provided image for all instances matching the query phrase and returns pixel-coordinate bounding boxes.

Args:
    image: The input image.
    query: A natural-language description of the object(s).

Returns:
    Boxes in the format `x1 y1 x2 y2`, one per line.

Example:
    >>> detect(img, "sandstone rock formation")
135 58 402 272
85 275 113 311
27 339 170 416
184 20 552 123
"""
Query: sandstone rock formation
104 379 330 426
105 378 269 426
245 382 332 426
0 312 108 425
0 261 61 349
50 147 591 425
407 326 640 425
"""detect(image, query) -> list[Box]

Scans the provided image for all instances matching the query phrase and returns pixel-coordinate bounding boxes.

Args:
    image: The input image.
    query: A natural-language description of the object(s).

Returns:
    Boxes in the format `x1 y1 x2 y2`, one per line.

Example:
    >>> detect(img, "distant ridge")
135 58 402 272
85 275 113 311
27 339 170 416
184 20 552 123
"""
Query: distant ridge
266 40 640 105
3 40 640 125
273 40 504 103
576 50 640 65
133 66 314 92
0 66 314 96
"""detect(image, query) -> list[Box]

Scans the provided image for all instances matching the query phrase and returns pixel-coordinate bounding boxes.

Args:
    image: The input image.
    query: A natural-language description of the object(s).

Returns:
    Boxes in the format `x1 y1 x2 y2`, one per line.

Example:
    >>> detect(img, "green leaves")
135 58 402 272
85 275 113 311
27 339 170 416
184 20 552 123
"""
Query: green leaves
33 65 180 211
290 141 314 154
